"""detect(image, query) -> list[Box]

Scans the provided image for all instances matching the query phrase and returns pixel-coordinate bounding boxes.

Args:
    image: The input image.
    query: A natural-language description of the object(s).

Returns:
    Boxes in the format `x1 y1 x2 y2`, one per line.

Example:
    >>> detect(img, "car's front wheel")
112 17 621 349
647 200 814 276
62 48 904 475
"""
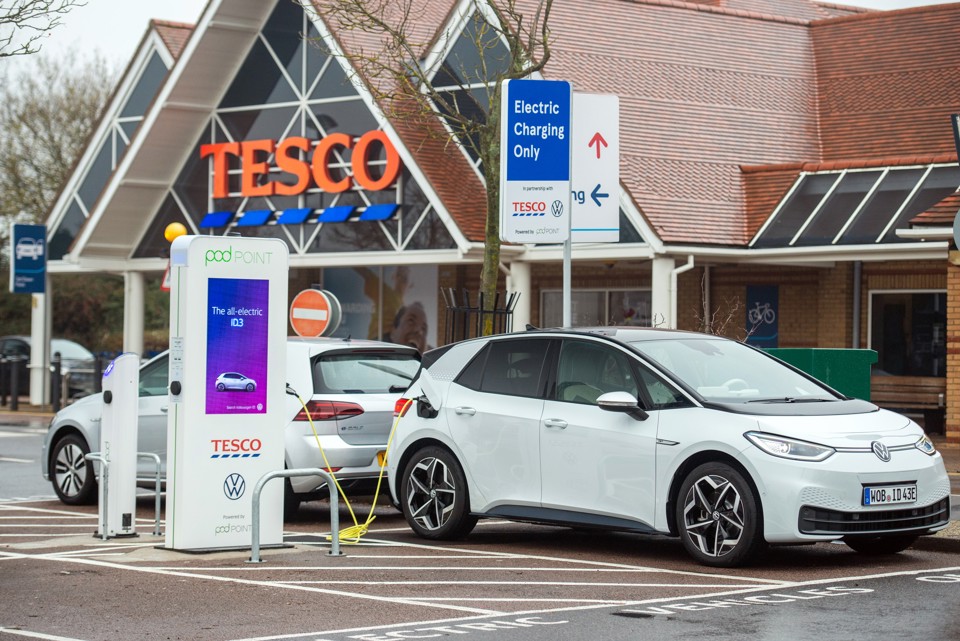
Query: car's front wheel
51 434 97 505
400 446 477 540
676 461 764 567
844 534 918 555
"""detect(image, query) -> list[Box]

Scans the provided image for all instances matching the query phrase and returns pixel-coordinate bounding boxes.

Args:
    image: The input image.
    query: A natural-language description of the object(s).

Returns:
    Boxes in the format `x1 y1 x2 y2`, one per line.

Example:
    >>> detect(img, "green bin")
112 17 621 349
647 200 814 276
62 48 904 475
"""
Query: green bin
763 348 878 400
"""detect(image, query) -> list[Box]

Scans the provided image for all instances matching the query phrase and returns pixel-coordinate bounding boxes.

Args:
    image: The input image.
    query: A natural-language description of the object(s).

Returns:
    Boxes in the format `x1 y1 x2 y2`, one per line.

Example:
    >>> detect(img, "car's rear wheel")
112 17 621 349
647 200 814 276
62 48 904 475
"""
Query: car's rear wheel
217 383 225 391
844 534 918 555
51 434 97 505
676 462 764 567
400 446 477 540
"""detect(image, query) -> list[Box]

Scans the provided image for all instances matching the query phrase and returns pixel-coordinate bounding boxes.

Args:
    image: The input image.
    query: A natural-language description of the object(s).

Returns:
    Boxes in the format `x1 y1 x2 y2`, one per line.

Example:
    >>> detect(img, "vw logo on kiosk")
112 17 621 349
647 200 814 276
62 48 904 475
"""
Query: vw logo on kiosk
223 474 246 500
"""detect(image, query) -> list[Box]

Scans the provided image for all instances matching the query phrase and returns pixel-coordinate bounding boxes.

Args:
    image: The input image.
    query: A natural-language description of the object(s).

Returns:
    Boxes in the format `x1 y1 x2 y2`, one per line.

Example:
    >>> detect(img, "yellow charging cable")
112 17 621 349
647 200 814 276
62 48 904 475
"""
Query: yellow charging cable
292 391 412 543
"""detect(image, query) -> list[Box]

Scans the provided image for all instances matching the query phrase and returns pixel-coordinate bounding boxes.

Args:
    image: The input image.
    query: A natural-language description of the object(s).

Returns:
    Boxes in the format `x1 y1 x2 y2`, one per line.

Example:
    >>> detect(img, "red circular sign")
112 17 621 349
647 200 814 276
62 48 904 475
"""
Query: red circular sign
289 289 332 337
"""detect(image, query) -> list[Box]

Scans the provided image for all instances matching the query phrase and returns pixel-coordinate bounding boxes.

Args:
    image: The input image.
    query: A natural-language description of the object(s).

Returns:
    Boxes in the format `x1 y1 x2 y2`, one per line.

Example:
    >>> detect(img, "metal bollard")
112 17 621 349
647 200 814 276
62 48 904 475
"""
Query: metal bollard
137 452 163 536
94 354 104 393
51 352 62 412
0 356 7 407
10 357 21 412
84 453 109 541
248 468 343 563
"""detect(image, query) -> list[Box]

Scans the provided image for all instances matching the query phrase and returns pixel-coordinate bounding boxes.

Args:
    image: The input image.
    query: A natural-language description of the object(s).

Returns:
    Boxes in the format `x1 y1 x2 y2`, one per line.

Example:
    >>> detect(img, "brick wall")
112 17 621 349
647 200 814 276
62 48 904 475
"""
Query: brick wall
946 254 960 443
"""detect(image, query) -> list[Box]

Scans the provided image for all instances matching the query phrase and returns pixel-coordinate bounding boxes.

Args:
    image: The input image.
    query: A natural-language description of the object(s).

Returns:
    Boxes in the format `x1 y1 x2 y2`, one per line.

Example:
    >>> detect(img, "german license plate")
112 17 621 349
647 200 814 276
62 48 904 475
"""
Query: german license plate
376 450 387 466
863 484 916 506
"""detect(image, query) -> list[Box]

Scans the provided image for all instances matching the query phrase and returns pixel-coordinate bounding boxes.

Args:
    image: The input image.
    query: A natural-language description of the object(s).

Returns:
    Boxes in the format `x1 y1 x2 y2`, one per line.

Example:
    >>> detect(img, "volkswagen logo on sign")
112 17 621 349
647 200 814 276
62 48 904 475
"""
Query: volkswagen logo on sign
551 200 563 217
223 473 246 500
871 441 891 462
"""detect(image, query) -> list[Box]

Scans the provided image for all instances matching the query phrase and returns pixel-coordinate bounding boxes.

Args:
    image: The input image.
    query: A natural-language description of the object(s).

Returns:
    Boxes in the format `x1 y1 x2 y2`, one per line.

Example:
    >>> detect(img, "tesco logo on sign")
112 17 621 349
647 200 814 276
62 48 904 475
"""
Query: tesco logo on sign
512 201 546 213
200 130 402 199
210 438 263 459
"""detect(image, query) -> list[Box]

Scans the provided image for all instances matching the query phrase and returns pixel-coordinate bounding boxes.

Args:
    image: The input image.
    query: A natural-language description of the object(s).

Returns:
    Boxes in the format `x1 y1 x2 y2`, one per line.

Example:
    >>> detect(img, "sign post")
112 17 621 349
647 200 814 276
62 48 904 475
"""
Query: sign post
499 79 572 244
164 236 289 551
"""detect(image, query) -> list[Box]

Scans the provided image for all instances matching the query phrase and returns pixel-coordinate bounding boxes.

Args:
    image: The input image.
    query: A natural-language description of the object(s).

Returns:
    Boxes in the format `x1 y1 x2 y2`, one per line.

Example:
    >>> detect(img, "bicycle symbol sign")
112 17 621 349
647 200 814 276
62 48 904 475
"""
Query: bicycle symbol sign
748 302 776 326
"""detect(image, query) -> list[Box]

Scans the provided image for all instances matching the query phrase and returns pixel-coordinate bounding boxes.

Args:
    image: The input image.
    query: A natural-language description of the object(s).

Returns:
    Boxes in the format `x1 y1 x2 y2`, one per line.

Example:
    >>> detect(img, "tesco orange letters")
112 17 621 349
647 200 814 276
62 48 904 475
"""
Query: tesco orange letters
199 131 401 199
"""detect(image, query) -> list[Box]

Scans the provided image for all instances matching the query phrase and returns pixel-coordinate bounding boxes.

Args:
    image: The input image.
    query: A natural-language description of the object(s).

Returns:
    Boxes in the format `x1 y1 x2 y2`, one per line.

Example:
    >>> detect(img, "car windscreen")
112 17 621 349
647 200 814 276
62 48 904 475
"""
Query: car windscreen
313 351 421 394
628 338 839 404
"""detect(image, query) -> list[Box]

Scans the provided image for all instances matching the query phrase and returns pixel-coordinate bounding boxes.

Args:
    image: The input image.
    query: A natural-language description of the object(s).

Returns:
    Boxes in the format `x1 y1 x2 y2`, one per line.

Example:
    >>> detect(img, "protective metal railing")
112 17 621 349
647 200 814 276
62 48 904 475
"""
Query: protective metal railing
248 468 344 563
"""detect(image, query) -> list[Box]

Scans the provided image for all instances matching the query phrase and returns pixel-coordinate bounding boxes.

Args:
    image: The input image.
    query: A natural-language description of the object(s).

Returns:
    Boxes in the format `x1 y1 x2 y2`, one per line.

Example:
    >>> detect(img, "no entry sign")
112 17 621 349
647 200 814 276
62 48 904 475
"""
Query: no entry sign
289 289 342 337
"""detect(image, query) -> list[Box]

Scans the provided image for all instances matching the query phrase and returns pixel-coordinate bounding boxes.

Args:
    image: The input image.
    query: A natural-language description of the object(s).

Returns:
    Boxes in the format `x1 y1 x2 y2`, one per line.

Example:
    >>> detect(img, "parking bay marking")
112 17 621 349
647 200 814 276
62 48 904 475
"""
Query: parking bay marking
0 627 89 641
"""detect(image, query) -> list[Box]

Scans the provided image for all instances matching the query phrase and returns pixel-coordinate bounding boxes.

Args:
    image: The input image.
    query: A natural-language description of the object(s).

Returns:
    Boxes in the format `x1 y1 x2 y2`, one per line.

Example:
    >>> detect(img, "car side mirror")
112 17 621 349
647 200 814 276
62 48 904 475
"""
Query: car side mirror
597 391 649 421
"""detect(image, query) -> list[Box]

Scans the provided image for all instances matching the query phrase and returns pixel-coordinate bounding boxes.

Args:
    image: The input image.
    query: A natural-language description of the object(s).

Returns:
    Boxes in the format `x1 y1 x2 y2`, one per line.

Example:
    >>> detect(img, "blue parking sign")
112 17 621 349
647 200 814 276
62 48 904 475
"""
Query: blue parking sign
10 224 46 294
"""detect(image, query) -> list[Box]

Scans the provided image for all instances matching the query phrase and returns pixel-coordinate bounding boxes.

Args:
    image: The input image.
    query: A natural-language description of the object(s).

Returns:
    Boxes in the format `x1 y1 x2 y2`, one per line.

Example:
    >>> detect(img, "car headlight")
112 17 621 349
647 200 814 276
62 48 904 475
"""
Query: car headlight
744 432 835 462
915 434 937 456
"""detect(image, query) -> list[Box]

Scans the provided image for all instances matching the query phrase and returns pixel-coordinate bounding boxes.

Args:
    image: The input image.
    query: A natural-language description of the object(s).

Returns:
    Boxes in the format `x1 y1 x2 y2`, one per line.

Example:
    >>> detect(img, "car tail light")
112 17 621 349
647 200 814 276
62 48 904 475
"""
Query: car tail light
293 401 363 422
394 398 413 417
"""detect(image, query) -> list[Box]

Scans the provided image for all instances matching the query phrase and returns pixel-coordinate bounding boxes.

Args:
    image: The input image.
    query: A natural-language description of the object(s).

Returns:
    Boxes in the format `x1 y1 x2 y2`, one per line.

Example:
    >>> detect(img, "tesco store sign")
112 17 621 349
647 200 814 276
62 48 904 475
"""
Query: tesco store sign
200 130 402 198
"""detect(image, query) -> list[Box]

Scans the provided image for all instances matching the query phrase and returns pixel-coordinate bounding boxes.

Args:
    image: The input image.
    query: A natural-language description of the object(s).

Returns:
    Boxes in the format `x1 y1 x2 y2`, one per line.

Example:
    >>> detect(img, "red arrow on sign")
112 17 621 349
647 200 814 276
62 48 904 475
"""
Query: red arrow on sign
588 132 608 159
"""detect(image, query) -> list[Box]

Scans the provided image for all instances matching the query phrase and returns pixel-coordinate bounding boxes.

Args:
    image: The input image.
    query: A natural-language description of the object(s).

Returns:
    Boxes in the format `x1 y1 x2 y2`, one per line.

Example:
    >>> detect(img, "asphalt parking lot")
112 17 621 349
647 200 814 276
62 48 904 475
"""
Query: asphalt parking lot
2 492 960 641
2 412 959 641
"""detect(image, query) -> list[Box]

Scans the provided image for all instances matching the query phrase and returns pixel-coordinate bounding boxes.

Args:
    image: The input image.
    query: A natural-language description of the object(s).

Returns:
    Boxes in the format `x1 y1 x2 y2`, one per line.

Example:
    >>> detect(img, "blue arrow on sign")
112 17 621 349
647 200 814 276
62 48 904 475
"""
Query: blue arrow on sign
590 184 609 207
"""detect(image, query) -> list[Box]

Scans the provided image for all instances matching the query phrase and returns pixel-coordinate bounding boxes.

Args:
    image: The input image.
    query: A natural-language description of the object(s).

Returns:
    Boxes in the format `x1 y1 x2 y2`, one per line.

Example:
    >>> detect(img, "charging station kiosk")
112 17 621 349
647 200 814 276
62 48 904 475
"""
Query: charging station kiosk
97 352 140 538
164 236 288 551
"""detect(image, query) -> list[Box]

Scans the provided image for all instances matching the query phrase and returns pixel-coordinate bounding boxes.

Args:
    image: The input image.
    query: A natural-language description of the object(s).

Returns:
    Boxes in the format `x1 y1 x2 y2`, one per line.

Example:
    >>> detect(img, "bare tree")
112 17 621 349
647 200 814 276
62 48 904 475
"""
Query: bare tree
303 0 554 334
0 0 85 57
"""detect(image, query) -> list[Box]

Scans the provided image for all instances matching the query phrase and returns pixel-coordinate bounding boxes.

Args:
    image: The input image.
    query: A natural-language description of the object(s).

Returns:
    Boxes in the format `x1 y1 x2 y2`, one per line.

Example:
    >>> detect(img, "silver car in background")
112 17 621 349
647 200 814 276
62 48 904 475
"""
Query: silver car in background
41 337 420 517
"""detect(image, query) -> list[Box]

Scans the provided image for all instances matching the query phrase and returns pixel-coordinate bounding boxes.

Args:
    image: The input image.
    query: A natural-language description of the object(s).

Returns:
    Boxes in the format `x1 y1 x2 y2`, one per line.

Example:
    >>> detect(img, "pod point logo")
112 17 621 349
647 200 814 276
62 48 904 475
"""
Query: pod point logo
551 200 563 217
223 473 246 499
204 246 273 267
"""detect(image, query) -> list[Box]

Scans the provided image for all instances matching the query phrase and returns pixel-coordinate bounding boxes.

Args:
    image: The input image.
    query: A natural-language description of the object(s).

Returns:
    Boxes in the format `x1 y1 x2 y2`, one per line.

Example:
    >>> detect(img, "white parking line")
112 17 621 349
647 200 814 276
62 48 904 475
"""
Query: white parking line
0 550 504 616
0 627 87 641
282 580 774 588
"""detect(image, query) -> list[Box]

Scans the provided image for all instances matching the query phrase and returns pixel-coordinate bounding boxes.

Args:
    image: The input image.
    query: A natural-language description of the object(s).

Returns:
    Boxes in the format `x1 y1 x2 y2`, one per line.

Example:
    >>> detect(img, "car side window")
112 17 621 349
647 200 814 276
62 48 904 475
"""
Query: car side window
636 365 691 410
459 339 548 398
139 355 170 397
556 340 639 405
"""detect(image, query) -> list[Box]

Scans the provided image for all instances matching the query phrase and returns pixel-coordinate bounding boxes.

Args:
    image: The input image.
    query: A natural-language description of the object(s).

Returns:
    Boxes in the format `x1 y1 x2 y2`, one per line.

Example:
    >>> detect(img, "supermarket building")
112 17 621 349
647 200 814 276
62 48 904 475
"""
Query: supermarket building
40 0 960 443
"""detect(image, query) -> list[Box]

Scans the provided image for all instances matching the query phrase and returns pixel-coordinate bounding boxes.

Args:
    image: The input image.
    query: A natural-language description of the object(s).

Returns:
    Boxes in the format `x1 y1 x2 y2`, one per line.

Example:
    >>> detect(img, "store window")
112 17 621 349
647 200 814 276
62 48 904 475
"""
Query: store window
869 291 946 377
541 289 651 328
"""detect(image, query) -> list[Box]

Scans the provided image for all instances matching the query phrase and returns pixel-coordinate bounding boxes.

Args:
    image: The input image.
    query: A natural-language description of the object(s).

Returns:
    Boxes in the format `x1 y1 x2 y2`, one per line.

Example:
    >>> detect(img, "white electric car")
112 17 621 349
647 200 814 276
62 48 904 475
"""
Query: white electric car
387 328 951 567
42 337 420 516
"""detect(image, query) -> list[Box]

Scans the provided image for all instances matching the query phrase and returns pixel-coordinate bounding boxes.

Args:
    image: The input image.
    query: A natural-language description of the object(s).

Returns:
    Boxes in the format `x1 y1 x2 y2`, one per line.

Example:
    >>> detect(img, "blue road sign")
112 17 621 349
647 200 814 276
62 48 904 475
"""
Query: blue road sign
500 79 572 244
10 224 46 294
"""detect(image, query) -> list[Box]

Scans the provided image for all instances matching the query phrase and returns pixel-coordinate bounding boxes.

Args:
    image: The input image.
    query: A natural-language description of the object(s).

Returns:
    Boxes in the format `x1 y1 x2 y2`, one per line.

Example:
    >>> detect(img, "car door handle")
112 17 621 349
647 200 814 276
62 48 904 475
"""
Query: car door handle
454 407 476 416
544 418 567 429
161 406 168 413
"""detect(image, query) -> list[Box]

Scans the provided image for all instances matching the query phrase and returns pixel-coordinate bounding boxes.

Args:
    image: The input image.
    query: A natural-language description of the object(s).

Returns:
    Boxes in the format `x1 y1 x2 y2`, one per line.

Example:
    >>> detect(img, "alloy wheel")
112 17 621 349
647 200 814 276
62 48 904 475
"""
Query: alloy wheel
55 442 88 499
682 473 745 558
405 456 457 531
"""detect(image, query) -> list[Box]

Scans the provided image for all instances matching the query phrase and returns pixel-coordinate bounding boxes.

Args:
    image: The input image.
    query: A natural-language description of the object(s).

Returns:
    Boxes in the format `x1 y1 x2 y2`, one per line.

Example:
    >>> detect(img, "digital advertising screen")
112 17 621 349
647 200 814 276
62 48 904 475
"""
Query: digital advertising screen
205 278 270 415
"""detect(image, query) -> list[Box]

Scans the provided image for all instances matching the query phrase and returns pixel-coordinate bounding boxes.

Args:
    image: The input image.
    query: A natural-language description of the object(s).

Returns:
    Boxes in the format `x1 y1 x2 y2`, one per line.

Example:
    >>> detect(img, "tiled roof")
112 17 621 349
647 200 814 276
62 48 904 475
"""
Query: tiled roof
532 0 824 245
912 191 960 227
153 20 193 59
812 4 960 162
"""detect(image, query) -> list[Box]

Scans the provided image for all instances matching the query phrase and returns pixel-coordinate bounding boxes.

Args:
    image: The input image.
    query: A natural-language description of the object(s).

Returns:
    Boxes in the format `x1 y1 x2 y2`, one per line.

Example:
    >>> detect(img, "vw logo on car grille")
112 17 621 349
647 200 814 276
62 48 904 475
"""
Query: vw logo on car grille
871 441 891 462
223 473 246 500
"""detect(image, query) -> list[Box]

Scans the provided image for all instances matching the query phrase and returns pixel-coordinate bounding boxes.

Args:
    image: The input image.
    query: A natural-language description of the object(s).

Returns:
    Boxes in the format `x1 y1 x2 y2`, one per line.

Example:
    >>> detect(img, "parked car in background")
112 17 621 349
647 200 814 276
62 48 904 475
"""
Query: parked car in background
388 327 951 567
41 337 421 517
0 335 97 399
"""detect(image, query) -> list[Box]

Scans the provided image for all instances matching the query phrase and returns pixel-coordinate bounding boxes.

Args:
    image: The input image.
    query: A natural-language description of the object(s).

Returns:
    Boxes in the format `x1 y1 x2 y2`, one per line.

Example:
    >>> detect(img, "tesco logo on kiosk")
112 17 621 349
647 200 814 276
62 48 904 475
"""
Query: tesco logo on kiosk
210 438 263 459
200 130 402 198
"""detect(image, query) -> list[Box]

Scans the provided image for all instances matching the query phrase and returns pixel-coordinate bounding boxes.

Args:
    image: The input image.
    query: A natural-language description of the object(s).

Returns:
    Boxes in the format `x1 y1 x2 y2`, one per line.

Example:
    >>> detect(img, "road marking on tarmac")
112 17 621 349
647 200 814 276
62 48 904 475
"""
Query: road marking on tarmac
0 627 87 640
